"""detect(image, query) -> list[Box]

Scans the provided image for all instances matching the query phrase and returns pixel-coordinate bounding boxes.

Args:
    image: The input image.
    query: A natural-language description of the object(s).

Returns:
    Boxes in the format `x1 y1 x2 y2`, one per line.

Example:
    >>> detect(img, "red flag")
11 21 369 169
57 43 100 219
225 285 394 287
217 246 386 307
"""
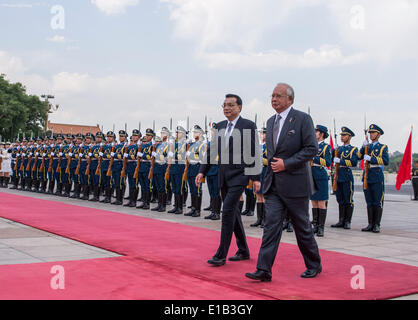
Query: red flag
360 136 369 170
330 134 334 150
396 130 412 190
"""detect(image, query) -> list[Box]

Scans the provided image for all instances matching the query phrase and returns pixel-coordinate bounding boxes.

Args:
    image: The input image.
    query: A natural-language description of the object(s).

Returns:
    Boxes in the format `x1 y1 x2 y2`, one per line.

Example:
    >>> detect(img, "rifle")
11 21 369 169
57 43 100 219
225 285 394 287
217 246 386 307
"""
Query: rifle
48 147 54 173
332 148 340 192
26 149 33 171
182 142 190 182
65 146 74 174
95 144 104 176
133 145 142 179
39 147 46 173
85 145 93 176
106 144 116 177
32 147 40 172
19 150 25 171
14 151 19 171
148 144 157 180
121 144 128 178
75 147 82 175
56 145 63 173
363 117 369 190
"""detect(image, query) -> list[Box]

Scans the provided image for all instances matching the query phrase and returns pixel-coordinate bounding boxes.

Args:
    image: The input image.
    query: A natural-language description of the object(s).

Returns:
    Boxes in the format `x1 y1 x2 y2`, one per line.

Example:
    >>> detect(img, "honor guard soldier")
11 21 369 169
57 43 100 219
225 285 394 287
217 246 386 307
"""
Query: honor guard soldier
45 135 56 194
39 135 52 194
331 127 358 229
79 133 94 200
52 134 64 196
111 130 129 205
150 134 168 212
167 126 187 214
184 125 206 217
69 134 83 198
161 128 173 206
88 132 104 201
0 141 11 188
100 131 116 203
358 124 389 233
124 129 141 207
17 138 27 191
58 135 71 197
136 129 154 209
251 127 268 228
32 137 43 193
412 161 418 201
23 138 35 191
204 123 221 220
9 139 20 189
310 125 332 236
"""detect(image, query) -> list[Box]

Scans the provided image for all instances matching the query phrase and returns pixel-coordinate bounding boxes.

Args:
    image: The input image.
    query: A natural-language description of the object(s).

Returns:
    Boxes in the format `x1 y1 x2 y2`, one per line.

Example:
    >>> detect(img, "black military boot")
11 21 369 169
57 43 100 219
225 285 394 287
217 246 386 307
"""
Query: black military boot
151 192 162 211
209 197 221 221
25 177 32 191
40 180 48 193
361 207 374 232
63 183 71 197
0 177 4 188
166 191 172 205
101 187 112 203
344 205 354 229
185 196 196 216
32 180 40 192
183 191 188 208
151 189 158 203
316 209 327 237
192 196 201 217
312 208 319 234
70 183 80 199
241 196 250 215
247 195 256 217
331 204 345 228
203 199 212 212
123 189 133 207
372 207 383 233
204 199 215 219
251 202 264 227
175 194 183 214
89 186 99 202
167 194 178 213
4 177 9 188
47 179 55 194
54 182 63 196
111 189 122 205
159 192 167 212
9 176 17 189
81 185 90 200
286 221 293 232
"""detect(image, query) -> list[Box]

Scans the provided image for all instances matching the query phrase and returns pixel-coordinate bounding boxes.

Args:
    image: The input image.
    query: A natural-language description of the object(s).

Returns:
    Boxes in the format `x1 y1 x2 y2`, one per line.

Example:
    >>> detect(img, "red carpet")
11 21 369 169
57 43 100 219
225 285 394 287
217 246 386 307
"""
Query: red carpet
1 191 418 300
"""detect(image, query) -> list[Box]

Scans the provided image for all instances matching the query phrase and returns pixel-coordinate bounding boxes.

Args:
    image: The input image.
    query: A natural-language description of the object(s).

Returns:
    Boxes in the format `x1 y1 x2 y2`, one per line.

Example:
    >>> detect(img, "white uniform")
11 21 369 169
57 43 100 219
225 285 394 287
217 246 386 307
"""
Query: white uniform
0 149 12 174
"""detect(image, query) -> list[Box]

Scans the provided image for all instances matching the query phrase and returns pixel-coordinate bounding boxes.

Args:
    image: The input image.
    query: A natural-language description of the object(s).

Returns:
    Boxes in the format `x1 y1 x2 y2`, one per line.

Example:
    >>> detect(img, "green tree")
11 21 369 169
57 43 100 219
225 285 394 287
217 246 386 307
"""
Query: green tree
0 74 47 141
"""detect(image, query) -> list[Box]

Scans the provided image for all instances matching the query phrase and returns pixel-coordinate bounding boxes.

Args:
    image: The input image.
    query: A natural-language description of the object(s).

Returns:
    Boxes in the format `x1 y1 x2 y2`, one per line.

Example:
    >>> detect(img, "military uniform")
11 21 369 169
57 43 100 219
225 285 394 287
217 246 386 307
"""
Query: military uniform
9 141 20 189
150 132 169 212
310 125 332 236
412 164 418 201
52 135 64 196
59 136 71 197
69 135 83 199
167 126 187 214
136 129 154 210
100 132 116 203
88 132 104 201
185 125 206 217
111 130 129 205
78 133 94 200
0 142 11 188
358 124 389 233
331 127 358 230
124 129 140 207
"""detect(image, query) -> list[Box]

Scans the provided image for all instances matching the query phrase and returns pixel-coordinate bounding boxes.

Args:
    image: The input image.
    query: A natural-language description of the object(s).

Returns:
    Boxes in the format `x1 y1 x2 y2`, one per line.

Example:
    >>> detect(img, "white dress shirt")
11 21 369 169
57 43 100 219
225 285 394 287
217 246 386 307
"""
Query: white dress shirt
274 107 292 146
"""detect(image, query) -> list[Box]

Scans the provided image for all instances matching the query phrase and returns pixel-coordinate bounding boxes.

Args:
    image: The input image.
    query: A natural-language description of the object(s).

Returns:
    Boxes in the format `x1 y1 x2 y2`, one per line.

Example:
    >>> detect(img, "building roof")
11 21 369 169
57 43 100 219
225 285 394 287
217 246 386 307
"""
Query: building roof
47 121 102 135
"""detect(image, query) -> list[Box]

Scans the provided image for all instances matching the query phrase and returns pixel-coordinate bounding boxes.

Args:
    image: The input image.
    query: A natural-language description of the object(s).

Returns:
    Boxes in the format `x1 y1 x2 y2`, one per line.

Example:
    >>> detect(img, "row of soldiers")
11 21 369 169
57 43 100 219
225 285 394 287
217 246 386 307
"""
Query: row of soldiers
5 125 223 221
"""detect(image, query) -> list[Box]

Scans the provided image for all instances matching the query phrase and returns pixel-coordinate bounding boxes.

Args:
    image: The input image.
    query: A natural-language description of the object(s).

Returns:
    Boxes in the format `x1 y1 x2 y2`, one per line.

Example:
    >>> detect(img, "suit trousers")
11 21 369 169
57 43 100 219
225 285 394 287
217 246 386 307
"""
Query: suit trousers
215 184 249 259
256 178 321 274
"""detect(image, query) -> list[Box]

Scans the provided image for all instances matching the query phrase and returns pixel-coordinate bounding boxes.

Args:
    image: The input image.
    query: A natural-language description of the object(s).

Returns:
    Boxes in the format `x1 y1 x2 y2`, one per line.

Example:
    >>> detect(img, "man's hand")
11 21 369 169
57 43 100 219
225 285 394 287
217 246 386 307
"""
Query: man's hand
253 181 261 193
271 157 286 173
195 173 204 188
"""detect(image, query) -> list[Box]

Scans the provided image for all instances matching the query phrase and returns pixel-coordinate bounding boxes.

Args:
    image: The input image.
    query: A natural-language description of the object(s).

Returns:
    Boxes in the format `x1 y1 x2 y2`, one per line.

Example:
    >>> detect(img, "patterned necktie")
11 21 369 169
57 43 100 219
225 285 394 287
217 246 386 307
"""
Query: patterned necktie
273 115 281 150
225 122 233 145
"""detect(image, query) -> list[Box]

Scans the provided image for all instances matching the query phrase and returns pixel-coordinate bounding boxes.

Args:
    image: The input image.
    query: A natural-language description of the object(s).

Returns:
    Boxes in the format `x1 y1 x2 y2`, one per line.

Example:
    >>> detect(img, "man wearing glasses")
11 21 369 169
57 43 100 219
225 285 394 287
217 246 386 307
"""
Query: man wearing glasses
196 94 261 267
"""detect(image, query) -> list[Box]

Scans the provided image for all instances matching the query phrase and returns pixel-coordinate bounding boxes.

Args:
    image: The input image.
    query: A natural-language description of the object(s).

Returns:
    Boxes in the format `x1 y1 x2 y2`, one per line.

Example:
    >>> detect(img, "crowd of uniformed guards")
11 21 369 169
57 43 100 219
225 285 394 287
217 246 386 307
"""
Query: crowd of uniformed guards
2 122 418 236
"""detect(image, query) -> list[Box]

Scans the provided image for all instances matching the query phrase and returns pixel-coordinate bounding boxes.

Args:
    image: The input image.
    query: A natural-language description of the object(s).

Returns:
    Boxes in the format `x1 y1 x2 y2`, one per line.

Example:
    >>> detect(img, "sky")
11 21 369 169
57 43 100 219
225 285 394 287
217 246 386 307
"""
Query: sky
1 0 418 153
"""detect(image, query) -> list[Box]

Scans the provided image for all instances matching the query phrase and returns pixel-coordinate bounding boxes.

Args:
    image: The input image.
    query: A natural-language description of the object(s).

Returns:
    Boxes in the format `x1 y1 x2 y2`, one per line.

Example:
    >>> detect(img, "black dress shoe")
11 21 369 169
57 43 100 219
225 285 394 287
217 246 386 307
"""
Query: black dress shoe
301 266 322 278
228 253 250 261
207 257 226 266
245 270 272 282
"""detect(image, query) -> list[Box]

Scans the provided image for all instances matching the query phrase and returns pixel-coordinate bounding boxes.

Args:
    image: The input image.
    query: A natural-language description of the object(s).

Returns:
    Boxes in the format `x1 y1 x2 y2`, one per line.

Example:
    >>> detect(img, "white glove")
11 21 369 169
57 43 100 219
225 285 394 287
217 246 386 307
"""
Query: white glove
22 153 26 157
110 152 115 157
88 153 92 157
17 153 21 157
363 140 369 147
152 152 158 157
364 155 372 162
79 153 83 158
35 152 39 156
68 153 73 157
137 152 143 157
59 152 63 157
186 151 191 157
168 151 174 158
51 152 55 157
99 152 104 157
42 153 46 157
152 139 156 145
123 153 129 158
333 158 340 164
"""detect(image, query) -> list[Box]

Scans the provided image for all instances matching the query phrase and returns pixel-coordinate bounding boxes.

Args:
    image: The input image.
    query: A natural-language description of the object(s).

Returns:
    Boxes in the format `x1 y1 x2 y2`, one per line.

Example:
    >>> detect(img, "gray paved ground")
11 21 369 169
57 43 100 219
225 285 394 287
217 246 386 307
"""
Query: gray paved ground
1 186 417 300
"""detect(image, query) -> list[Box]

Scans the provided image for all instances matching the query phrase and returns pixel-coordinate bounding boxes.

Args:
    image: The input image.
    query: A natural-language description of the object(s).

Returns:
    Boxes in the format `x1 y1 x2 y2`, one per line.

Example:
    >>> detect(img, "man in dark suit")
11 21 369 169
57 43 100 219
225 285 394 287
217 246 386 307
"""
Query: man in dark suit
245 83 322 282
196 94 261 266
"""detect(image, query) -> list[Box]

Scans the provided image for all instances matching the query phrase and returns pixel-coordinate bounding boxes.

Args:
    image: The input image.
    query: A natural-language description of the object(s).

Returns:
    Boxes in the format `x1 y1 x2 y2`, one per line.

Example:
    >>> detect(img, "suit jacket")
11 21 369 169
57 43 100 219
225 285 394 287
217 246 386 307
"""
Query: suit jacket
199 116 260 188
263 107 318 198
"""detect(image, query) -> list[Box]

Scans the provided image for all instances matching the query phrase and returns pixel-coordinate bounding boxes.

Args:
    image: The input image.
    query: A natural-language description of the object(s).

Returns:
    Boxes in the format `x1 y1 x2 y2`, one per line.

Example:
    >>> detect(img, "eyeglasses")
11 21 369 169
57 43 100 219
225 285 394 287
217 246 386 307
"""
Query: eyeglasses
221 103 238 109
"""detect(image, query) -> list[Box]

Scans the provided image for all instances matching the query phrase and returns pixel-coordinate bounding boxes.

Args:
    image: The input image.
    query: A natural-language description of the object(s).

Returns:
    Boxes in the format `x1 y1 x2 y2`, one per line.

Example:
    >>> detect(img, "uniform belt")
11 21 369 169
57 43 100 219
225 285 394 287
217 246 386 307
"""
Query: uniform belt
141 160 152 163
156 161 167 165
312 164 323 167
127 160 137 162
114 159 123 162
369 164 381 168
81 159 88 162
188 161 200 165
